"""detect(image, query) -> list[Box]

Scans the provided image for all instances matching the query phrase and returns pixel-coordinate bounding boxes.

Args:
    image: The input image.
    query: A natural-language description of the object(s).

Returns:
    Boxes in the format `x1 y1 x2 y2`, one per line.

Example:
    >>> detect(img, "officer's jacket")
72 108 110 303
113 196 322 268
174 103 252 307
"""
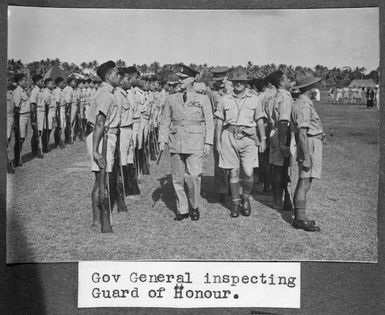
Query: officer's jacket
159 90 214 154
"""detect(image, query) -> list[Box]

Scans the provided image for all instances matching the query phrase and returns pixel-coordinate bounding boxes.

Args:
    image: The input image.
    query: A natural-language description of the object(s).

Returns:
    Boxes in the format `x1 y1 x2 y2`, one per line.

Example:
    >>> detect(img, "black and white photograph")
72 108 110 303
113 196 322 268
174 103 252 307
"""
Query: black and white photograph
6 6 380 264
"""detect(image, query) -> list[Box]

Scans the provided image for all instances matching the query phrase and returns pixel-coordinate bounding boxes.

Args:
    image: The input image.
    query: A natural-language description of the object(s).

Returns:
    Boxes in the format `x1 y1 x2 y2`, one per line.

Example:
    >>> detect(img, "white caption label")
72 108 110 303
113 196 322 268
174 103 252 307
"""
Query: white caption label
78 261 300 308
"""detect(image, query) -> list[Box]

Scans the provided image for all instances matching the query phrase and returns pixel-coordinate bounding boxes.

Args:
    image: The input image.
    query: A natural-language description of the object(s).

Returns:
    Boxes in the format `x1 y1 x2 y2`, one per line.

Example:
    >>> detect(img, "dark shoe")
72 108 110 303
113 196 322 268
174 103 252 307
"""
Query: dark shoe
293 219 321 232
190 208 200 221
174 211 189 221
230 203 240 218
240 197 251 216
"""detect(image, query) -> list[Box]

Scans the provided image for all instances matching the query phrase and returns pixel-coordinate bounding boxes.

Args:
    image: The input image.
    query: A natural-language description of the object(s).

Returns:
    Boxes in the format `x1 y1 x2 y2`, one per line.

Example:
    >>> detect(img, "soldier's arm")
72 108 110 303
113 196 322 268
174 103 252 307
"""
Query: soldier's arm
278 95 293 156
254 97 267 152
93 113 106 168
214 98 225 151
202 94 214 146
13 90 22 112
298 128 311 169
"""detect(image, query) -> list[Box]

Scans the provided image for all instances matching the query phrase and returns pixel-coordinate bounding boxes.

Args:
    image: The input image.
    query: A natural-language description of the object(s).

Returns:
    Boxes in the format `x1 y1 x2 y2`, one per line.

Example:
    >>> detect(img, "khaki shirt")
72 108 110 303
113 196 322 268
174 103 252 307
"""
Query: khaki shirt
291 94 324 136
215 90 266 128
30 86 44 110
13 85 30 114
42 88 55 109
159 90 214 154
53 87 63 107
89 82 120 130
115 86 133 127
63 86 74 105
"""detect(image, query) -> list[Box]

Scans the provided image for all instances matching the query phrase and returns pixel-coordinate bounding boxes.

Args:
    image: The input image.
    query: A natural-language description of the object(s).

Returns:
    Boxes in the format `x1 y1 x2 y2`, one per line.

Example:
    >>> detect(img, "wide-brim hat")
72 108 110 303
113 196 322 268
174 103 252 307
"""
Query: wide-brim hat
292 69 321 89
228 69 251 82
176 64 199 78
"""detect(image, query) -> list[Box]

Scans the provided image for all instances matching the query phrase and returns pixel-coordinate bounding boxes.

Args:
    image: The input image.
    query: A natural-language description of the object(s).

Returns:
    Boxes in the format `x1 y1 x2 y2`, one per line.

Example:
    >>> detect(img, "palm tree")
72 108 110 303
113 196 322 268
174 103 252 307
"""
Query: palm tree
116 59 126 67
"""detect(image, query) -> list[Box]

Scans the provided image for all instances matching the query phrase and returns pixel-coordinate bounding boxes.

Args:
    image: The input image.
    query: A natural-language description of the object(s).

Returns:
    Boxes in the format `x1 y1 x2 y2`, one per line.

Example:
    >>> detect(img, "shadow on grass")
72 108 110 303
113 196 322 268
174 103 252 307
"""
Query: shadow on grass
152 174 176 215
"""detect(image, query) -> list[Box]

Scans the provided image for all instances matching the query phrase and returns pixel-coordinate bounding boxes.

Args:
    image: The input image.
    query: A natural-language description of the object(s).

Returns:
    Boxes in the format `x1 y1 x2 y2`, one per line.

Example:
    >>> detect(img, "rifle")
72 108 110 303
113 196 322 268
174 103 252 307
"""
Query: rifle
13 110 22 166
156 148 164 165
45 103 49 152
98 129 113 233
283 129 294 211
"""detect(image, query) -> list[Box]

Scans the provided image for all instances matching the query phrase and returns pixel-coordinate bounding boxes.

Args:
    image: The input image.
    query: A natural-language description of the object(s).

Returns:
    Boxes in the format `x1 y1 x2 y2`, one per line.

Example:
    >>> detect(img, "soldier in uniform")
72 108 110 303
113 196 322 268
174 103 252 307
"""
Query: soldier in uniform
87 61 121 228
54 77 66 148
29 74 45 158
41 78 56 153
210 66 231 202
159 64 214 221
291 69 324 232
267 70 294 210
13 73 30 166
215 69 267 218
63 77 78 144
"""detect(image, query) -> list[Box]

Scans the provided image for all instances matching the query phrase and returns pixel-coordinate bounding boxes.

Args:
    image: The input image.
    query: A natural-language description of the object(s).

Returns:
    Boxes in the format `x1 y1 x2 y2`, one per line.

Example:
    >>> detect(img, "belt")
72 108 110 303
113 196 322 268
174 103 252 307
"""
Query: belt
225 125 260 145
172 120 204 126
107 127 119 135
307 133 324 140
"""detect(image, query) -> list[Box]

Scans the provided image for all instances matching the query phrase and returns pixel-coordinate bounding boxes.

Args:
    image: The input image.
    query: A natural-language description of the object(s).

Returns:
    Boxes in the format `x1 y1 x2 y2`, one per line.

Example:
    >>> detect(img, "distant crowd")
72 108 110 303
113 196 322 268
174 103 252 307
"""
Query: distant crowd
327 86 380 109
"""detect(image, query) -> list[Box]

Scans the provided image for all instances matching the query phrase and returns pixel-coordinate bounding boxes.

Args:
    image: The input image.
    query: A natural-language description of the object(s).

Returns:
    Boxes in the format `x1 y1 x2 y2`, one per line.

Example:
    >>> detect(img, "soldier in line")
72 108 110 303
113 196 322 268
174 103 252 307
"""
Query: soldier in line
41 78 56 153
125 66 141 195
29 74 45 158
291 69 324 232
267 70 294 210
159 64 214 221
210 66 231 202
13 73 30 166
78 79 87 140
63 77 77 144
215 69 266 218
87 61 121 228
259 74 277 194
53 77 66 149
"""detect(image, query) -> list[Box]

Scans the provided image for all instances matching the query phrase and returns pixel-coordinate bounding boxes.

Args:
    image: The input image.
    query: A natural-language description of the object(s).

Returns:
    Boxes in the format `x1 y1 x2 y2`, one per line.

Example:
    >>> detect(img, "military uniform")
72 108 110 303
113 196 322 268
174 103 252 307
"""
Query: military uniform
13 85 30 137
269 88 293 166
115 86 133 165
215 90 266 169
87 82 120 173
291 94 324 179
159 90 214 216
30 86 45 132
126 87 139 164
42 87 56 130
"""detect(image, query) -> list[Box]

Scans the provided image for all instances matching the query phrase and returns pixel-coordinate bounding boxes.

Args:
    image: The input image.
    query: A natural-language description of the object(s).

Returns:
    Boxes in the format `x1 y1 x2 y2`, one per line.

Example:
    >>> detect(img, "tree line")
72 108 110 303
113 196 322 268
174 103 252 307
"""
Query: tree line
7 58 379 88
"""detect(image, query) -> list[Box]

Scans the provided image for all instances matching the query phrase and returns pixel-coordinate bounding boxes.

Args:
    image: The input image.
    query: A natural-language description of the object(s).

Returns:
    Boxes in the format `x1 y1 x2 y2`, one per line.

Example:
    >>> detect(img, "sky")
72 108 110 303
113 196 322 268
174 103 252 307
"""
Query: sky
7 7 380 71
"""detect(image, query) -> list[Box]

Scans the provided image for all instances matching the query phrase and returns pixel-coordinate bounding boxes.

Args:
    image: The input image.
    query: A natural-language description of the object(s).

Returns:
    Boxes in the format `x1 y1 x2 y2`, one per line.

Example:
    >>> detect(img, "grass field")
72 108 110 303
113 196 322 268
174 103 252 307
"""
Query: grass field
6 98 378 263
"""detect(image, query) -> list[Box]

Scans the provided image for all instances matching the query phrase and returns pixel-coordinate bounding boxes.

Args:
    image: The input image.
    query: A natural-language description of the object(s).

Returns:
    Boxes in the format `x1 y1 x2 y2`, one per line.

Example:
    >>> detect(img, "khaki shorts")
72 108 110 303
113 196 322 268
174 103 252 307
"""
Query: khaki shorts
7 115 14 139
218 128 259 169
298 137 322 179
120 126 133 165
19 113 30 138
37 109 46 131
46 108 56 130
86 132 117 173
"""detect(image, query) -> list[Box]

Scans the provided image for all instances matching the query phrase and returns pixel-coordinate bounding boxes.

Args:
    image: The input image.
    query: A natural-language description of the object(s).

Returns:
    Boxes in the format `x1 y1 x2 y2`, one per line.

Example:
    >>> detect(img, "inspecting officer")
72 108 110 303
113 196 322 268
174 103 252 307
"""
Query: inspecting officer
159 64 214 221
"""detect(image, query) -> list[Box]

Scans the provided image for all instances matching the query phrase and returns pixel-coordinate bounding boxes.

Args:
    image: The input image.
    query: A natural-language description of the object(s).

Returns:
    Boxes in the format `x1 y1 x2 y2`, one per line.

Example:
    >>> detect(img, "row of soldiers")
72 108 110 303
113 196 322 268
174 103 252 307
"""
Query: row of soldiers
9 61 324 233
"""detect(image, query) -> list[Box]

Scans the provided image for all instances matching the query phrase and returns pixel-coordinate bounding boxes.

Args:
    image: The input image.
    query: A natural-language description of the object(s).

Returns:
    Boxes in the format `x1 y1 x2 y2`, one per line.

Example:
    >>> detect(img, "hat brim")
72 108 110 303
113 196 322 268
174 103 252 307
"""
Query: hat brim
293 77 321 89
176 72 190 78
212 76 226 81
